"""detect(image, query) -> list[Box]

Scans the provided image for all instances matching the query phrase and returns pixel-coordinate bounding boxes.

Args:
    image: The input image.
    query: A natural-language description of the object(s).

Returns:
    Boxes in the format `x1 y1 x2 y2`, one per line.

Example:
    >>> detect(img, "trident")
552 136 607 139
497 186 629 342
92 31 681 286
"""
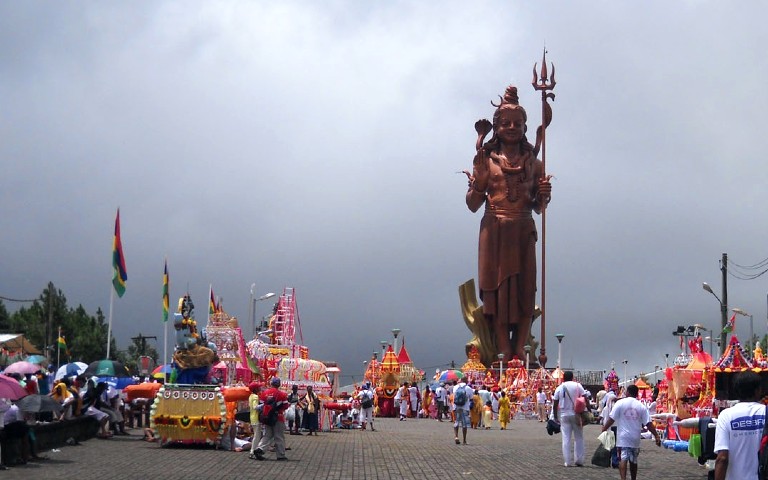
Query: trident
531 49 555 368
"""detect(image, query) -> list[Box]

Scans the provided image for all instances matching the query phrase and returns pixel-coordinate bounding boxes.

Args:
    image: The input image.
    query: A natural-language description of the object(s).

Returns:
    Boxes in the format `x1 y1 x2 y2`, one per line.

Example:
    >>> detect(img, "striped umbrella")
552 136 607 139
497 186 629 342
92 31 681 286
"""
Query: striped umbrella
151 364 173 379
437 369 465 384
54 361 88 380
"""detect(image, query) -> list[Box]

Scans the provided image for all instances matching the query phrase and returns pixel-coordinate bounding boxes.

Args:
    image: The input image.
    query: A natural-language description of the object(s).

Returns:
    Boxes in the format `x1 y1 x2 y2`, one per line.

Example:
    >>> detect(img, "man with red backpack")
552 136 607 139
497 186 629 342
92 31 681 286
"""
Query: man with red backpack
251 377 289 461
552 370 587 467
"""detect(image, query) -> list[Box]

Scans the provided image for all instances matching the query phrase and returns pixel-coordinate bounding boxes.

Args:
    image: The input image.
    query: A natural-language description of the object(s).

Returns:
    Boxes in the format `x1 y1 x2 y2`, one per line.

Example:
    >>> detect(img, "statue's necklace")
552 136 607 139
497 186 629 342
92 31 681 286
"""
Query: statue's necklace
492 152 524 202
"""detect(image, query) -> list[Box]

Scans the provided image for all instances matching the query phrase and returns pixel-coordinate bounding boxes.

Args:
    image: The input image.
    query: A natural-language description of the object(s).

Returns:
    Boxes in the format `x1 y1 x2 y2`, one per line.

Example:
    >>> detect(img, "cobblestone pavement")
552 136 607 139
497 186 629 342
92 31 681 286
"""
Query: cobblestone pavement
7 418 708 480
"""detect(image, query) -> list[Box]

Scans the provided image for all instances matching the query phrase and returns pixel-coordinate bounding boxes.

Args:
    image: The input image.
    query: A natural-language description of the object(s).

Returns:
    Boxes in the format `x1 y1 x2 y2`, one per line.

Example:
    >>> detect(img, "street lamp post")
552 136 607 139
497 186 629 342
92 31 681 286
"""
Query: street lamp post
380 340 388 358
250 289 276 339
622 359 628 391
733 308 754 349
704 336 720 357
392 328 401 353
497 353 504 384
703 278 728 356
555 333 565 368
524 345 531 371
249 284 256 339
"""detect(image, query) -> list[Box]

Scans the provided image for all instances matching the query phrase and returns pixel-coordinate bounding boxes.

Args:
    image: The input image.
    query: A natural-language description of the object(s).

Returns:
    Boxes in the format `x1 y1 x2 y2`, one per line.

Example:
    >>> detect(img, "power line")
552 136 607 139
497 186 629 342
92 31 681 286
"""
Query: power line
725 256 768 280
727 256 768 270
0 295 36 303
728 267 768 281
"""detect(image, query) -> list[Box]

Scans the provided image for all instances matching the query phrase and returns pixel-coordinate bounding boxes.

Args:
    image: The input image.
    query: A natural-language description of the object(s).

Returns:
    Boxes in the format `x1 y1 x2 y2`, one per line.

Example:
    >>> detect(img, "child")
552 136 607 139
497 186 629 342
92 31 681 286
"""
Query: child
483 401 493 430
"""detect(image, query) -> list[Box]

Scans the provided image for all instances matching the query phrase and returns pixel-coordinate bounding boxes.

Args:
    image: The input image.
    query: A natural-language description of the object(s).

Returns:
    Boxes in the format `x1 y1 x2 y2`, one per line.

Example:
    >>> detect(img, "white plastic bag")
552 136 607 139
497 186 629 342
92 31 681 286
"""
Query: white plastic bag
598 430 615 450
285 404 296 422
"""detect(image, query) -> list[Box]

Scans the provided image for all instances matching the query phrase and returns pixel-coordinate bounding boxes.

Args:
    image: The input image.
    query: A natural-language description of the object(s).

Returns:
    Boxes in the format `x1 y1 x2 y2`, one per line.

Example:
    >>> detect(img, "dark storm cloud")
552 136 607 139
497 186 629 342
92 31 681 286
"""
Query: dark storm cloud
1 1 767 383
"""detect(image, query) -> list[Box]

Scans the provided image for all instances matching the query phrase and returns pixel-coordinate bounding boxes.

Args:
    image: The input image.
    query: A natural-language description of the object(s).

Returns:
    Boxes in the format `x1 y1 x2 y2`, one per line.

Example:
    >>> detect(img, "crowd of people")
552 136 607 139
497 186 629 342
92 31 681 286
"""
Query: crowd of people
7 358 767 480
0 362 149 469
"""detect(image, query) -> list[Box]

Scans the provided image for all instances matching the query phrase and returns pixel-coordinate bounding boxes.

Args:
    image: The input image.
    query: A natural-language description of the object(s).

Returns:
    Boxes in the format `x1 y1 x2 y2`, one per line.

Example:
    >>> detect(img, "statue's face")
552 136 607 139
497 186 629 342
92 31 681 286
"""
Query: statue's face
495 108 526 144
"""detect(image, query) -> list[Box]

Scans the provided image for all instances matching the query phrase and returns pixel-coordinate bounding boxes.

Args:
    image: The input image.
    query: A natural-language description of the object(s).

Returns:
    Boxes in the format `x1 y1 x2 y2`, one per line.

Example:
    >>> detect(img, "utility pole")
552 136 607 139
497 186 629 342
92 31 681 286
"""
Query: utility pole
47 282 54 360
131 334 157 356
720 253 728 356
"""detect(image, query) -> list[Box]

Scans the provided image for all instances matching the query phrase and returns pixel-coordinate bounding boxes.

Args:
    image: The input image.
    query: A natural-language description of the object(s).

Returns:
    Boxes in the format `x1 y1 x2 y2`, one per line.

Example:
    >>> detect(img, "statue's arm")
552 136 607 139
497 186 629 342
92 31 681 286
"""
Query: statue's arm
466 150 489 212
531 159 551 215
466 178 485 212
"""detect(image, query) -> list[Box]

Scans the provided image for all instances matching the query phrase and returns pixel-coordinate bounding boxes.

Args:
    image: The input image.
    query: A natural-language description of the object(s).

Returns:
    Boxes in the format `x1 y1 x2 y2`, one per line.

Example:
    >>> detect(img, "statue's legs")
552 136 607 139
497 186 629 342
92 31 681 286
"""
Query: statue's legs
498 274 533 361
513 314 532 362
490 277 514 361
491 313 512 361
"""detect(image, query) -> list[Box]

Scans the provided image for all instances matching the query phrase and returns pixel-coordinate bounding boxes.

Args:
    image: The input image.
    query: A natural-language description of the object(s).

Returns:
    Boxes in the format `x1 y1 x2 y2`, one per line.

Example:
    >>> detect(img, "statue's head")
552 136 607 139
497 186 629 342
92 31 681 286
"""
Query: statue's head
492 86 527 133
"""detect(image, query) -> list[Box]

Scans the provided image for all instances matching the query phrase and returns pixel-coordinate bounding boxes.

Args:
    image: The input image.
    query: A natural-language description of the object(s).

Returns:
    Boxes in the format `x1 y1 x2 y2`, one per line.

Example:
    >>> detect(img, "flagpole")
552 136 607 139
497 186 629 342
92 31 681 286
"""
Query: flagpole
107 286 115 358
163 320 168 382
57 326 61 367
207 284 212 328
163 257 169 383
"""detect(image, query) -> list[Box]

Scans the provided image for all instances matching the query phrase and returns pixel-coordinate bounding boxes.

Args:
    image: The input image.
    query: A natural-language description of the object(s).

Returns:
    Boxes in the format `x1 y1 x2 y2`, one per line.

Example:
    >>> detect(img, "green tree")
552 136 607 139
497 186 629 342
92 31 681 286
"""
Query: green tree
7 283 118 366
122 335 160 373
8 282 70 355
0 300 10 331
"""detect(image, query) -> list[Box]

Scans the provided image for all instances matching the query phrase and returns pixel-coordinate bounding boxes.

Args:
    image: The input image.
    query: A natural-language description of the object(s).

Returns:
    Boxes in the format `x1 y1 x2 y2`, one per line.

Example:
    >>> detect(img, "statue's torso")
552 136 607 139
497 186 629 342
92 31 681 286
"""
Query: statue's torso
484 153 539 215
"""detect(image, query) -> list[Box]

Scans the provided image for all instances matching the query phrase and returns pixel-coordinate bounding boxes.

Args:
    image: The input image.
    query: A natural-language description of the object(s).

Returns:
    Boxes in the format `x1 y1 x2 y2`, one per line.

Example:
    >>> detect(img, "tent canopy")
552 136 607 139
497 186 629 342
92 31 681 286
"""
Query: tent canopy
0 334 42 355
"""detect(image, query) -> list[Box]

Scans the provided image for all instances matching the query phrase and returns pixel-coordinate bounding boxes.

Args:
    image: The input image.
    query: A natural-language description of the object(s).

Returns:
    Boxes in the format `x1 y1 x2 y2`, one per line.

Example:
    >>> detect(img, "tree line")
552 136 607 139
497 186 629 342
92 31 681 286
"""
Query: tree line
0 282 158 372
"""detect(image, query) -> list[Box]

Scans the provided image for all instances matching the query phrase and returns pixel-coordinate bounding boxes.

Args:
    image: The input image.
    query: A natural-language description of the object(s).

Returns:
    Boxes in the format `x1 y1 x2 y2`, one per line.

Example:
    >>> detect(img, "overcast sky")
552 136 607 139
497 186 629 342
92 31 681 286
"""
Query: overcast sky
2 1 767 385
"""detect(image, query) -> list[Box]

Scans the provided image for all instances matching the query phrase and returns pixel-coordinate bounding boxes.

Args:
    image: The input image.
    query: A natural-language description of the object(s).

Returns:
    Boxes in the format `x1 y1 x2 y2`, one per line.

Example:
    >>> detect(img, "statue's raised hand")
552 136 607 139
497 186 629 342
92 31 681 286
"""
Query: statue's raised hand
472 148 490 192
474 119 492 151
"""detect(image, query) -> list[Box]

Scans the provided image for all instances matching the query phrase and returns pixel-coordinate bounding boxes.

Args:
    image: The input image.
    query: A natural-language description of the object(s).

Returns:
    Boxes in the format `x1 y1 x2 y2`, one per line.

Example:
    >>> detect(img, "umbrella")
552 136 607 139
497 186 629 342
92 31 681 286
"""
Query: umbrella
94 376 137 390
24 355 49 366
55 362 89 381
0 375 28 400
151 364 173 379
4 361 43 375
16 394 62 414
84 360 130 378
438 369 465 384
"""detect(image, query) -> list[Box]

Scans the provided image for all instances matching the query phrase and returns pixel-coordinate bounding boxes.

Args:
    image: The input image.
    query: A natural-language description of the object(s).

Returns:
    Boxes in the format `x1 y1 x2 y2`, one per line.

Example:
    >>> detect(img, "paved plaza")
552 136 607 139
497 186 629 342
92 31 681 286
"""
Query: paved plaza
7 417 707 480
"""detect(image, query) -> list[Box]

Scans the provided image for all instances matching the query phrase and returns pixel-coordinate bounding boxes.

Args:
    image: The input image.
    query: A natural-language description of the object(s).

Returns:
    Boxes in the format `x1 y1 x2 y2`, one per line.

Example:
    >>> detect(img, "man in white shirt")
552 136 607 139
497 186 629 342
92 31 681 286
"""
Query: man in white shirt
602 385 660 480
408 383 420 418
452 380 472 445
395 383 409 421
714 371 764 480
434 383 447 421
552 370 586 467
601 389 618 426
356 383 375 431
536 388 548 422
